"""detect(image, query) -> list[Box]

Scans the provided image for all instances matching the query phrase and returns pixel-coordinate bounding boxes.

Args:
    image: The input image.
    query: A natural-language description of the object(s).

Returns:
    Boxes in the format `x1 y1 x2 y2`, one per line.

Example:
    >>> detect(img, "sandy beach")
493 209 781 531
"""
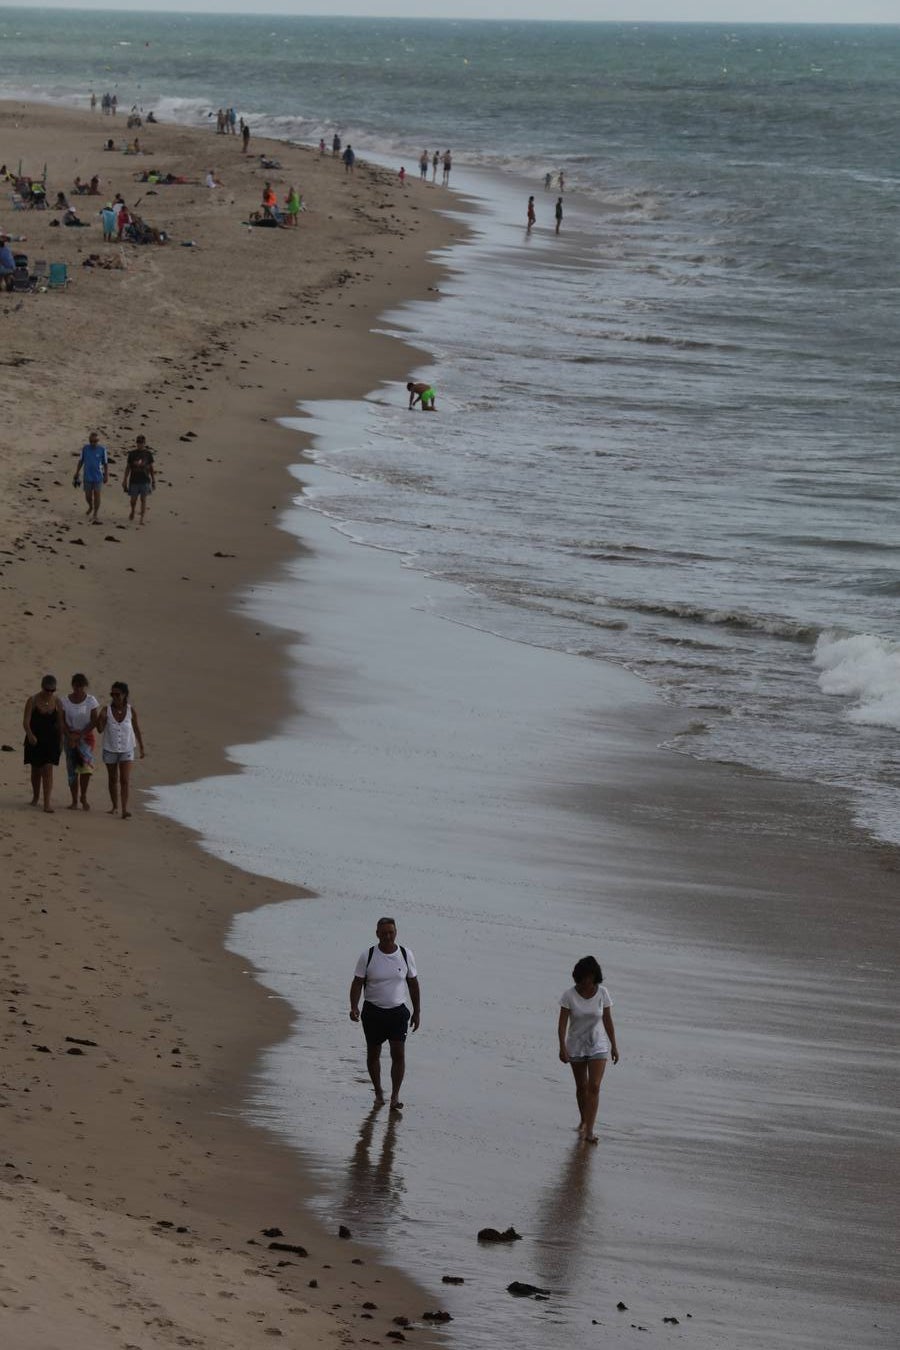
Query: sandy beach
1 99 463 1346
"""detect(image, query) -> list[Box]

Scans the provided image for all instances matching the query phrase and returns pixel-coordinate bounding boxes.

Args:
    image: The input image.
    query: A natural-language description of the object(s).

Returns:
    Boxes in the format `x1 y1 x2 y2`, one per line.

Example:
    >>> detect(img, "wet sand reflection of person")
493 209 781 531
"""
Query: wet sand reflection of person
340 1105 405 1237
532 1142 594 1290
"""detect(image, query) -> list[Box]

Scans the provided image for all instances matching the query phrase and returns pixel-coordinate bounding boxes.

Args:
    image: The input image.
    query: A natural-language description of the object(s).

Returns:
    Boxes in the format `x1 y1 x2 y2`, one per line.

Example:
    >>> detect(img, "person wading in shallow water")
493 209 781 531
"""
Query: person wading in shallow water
558 955 619 1144
349 918 420 1112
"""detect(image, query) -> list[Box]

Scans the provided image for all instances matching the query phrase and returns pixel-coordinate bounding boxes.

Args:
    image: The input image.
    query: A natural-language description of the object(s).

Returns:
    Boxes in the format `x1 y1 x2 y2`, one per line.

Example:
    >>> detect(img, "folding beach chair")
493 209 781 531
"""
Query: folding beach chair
32 259 48 282
10 192 27 211
47 262 69 289
10 265 35 292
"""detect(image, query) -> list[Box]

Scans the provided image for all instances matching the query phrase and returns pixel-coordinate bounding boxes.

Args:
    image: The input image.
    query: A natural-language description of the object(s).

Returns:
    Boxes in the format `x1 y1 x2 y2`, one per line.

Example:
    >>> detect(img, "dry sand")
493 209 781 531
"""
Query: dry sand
0 100 464 1346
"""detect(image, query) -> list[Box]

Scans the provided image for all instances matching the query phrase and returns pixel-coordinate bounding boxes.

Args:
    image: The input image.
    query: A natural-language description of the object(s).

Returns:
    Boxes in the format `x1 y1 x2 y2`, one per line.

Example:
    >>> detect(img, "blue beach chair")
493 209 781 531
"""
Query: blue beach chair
47 262 69 289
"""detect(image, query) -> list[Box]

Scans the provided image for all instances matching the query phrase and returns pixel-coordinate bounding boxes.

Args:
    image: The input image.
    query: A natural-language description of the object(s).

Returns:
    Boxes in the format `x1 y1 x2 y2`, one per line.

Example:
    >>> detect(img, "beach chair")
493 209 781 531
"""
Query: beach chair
32 259 48 282
10 192 27 211
47 262 69 289
10 265 35 292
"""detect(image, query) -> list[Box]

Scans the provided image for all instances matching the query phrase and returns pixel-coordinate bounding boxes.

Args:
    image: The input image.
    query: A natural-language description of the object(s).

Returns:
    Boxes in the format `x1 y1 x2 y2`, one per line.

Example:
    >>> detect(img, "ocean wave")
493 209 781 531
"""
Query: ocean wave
813 632 900 732
606 597 820 642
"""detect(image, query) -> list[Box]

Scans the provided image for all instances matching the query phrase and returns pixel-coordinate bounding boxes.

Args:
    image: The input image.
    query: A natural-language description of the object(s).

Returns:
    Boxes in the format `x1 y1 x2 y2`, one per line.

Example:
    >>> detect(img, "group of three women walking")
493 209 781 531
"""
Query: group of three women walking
23 673 145 817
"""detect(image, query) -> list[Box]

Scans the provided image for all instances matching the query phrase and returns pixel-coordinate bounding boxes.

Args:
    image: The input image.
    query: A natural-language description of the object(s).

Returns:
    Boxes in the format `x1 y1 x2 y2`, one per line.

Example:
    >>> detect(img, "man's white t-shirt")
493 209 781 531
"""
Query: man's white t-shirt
559 984 612 1057
355 945 417 1010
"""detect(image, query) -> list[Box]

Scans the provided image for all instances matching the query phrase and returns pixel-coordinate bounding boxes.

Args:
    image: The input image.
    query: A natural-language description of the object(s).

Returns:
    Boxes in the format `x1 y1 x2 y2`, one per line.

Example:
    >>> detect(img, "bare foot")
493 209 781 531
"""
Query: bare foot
389 1099 404 1112
43 806 55 814
122 811 132 819
584 1134 599 1145
68 802 79 810
107 806 118 814
373 1092 385 1107
81 802 90 811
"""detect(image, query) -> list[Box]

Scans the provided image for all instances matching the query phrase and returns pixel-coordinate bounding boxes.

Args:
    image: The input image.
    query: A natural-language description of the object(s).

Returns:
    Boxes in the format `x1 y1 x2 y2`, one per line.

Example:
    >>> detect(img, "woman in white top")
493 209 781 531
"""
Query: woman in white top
60 672 99 811
97 680 145 819
558 955 619 1144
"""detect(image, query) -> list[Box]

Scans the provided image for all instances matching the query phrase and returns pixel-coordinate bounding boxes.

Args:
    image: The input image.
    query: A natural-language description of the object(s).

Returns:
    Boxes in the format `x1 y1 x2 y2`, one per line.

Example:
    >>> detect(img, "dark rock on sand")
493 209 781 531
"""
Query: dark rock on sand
1 745 14 752
66 1046 85 1055
338 1225 352 1239
65 1036 97 1047
617 1301 628 1311
507 1282 549 1299
663 1316 680 1324
262 1226 283 1238
442 1275 465 1285
477 1226 522 1243
423 1310 453 1322
268 1241 308 1257
308 1279 318 1288
392 1316 410 1326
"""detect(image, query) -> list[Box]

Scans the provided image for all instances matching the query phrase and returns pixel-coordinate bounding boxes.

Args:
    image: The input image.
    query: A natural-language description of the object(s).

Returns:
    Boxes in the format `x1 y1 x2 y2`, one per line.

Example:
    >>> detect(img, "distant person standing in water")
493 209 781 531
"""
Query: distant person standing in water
544 171 552 191
349 917 420 1111
332 132 341 158
407 380 436 411
442 148 452 185
558 955 618 1144
558 169 565 193
241 121 250 154
343 144 355 174
419 149 429 180
527 195 536 231
555 196 563 234
432 150 439 182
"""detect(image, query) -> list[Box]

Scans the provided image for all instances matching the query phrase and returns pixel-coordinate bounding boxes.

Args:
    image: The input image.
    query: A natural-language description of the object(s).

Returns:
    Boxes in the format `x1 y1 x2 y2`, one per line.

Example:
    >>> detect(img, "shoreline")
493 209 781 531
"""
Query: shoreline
2 96 897 1350
1 97 469 1345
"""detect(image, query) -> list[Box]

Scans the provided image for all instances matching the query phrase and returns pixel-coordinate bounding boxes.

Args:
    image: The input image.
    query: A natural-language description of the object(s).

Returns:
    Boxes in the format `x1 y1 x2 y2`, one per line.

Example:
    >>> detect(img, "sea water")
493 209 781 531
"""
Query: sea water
4 16 899 1345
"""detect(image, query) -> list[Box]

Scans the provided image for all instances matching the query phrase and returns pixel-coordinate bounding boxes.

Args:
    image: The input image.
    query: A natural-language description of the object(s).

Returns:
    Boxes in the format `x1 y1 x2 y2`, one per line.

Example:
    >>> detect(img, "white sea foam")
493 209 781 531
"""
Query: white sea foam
813 632 900 731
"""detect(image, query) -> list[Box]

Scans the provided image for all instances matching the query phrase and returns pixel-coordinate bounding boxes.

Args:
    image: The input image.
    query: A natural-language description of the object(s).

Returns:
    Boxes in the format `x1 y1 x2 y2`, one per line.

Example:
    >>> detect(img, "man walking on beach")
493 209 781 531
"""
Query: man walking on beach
555 196 563 234
73 431 109 523
123 434 155 524
350 918 420 1112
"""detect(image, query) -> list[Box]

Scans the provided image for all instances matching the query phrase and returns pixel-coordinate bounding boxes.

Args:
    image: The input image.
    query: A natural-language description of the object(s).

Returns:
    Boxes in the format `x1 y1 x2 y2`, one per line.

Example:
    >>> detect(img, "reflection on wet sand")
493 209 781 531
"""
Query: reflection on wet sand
342 1105 405 1228
533 1140 597 1290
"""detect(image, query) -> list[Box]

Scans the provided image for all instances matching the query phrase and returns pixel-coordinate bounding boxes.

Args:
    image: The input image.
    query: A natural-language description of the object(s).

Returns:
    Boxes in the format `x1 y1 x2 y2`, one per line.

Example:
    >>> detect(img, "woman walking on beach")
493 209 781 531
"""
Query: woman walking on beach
97 681 145 819
60 672 99 811
23 675 65 812
558 955 618 1144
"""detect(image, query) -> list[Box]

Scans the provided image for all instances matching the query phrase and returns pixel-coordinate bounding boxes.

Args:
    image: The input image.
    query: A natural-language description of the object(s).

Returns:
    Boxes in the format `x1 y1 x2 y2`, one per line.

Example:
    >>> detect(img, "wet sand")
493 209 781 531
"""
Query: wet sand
154 472 899 1349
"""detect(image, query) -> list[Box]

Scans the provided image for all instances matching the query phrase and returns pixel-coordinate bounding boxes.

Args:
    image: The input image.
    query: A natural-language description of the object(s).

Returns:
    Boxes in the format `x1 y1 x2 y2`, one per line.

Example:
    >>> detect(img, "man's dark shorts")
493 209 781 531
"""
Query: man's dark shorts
361 1001 410 1046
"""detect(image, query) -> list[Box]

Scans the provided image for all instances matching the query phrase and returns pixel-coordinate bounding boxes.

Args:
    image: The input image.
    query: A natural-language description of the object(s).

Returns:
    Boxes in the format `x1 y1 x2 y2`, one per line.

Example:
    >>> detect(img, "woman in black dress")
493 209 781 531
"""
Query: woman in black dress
23 674 65 812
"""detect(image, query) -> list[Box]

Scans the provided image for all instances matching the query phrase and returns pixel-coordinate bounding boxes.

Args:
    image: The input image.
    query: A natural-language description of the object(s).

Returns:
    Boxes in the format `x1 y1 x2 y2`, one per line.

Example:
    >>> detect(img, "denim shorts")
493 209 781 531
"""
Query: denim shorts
103 749 134 764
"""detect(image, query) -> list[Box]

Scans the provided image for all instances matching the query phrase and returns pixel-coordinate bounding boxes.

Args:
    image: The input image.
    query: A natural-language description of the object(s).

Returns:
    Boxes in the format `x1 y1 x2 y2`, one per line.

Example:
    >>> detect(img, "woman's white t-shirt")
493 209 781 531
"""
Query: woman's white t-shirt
560 984 612 1057
60 693 99 732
